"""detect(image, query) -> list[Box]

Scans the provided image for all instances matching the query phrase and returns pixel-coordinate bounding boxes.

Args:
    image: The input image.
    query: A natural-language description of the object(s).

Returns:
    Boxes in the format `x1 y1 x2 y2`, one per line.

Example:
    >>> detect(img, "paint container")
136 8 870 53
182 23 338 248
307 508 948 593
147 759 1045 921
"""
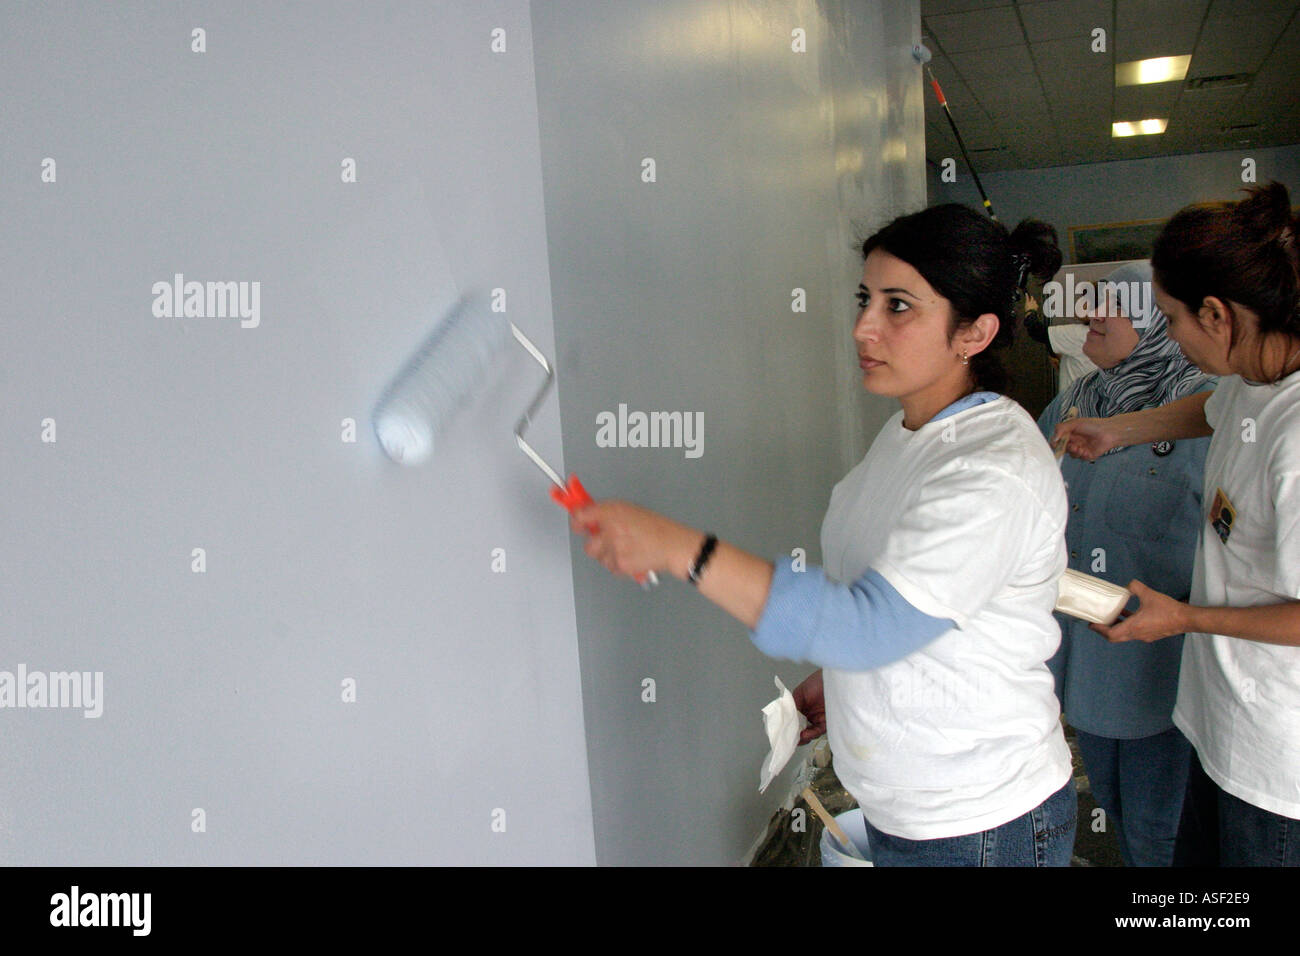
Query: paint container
819 810 874 867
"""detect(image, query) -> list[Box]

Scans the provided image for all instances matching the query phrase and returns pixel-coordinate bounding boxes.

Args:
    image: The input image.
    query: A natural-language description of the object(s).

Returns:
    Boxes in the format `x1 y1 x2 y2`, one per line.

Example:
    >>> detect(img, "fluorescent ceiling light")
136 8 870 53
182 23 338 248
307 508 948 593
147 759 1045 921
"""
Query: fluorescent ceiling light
1112 118 1168 137
1116 55 1191 86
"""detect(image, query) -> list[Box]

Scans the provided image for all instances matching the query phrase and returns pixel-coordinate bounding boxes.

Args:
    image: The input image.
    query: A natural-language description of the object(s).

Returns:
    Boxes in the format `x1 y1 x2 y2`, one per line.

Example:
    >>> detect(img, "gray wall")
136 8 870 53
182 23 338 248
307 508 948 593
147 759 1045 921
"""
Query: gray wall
1 0 594 865
1 0 922 865
532 0 923 865
928 143 1300 261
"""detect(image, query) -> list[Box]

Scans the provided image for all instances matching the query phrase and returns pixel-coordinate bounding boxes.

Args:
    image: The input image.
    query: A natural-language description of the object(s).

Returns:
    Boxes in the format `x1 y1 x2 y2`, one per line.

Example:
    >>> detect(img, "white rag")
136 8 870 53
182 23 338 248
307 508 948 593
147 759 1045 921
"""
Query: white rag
759 676 802 793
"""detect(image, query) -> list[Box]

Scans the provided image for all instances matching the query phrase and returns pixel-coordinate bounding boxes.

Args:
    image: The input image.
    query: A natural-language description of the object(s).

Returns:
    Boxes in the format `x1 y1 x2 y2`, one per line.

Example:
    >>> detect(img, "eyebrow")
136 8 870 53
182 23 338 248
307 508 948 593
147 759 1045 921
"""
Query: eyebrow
859 283 918 298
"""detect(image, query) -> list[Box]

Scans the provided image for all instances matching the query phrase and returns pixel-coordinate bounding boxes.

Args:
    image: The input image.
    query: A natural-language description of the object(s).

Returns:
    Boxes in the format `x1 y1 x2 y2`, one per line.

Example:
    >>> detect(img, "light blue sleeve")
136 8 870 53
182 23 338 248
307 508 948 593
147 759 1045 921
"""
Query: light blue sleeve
749 555 956 671
746 390 982 669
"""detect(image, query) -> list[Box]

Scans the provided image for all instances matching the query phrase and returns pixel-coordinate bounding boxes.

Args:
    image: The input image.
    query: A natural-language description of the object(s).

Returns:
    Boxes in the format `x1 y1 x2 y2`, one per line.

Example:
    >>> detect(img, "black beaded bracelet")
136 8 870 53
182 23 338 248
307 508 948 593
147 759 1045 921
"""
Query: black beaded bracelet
688 533 718 587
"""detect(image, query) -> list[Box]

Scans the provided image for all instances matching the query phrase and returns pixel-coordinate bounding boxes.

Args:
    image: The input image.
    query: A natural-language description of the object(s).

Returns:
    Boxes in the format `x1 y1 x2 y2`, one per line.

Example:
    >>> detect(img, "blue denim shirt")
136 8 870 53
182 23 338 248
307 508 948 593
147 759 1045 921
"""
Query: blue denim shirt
748 391 1000 671
1037 386 1213 738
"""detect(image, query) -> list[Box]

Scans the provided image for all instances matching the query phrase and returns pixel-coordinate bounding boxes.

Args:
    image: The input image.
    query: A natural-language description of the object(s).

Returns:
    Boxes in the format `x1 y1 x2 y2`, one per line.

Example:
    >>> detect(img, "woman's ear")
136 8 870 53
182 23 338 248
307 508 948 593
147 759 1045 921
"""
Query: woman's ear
960 312 1001 357
1197 296 1239 355
1198 296 1235 334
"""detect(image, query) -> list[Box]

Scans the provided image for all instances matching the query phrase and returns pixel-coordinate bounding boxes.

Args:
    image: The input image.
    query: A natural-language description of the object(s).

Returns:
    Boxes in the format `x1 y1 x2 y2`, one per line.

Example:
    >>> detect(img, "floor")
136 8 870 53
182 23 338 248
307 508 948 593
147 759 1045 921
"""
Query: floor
751 725 1123 866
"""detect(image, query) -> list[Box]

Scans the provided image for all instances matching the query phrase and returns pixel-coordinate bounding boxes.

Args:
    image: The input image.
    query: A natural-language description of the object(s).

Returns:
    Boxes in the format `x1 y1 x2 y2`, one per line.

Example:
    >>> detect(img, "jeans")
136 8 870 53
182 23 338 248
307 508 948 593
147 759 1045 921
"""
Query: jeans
860 779 1077 866
1175 749 1300 867
1075 726 1191 867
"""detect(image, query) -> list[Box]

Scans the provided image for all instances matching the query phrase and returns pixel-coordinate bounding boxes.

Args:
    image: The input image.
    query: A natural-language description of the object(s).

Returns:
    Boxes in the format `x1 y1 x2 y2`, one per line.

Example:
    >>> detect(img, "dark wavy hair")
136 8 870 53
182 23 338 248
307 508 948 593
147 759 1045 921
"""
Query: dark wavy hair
1152 181 1300 384
859 204 1061 393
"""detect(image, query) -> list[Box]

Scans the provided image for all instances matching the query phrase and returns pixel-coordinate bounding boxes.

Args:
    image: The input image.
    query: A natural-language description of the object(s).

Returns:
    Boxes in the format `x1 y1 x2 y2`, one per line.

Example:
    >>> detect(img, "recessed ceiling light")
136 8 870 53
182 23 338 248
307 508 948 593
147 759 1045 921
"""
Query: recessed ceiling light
1116 55 1192 86
1112 119 1168 137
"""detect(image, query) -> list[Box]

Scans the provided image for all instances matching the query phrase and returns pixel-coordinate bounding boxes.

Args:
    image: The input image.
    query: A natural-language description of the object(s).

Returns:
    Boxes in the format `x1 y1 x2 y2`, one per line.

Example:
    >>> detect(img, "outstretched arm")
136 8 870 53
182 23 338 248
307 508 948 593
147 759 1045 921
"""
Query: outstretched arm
569 501 954 669
1054 390 1213 460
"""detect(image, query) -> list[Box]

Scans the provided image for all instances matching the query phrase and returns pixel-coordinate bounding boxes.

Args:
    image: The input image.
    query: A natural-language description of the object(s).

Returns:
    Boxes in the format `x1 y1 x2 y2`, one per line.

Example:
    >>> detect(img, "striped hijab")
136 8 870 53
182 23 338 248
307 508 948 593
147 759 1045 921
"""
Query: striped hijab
1057 261 1213 451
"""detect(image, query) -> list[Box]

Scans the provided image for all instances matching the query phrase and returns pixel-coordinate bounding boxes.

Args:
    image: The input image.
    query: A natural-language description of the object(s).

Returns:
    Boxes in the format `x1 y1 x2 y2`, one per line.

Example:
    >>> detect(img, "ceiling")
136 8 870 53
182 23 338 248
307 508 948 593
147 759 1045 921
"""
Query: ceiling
920 0 1300 172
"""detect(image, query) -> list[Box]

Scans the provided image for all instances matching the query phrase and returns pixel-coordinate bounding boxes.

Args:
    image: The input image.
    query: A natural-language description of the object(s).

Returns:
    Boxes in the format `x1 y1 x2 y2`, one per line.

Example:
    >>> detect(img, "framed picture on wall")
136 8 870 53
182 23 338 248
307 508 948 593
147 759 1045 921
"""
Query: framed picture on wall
1069 204 1300 263
1067 218 1168 264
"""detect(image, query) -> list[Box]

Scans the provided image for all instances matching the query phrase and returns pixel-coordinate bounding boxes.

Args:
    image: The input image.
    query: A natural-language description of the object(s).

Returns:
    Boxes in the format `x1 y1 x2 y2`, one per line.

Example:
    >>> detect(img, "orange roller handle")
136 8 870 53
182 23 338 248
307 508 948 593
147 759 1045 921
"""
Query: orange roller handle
550 474 657 588
549 473 593 514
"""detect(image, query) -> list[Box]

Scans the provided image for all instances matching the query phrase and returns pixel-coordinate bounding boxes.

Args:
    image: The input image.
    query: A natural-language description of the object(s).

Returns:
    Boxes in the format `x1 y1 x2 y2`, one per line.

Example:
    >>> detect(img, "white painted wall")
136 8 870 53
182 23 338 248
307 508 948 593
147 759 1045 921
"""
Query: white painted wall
1 0 593 865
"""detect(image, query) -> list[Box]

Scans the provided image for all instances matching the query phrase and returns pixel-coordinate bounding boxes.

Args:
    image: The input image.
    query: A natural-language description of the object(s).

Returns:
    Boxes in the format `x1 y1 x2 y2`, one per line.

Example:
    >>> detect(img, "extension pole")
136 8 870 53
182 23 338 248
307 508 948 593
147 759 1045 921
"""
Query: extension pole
911 44 999 222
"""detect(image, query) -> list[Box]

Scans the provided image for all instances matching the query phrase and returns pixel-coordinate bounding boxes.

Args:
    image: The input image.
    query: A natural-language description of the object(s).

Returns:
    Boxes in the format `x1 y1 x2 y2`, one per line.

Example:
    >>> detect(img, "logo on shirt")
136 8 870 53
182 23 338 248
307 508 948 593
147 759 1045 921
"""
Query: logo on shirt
1209 487 1237 544
1152 440 1174 457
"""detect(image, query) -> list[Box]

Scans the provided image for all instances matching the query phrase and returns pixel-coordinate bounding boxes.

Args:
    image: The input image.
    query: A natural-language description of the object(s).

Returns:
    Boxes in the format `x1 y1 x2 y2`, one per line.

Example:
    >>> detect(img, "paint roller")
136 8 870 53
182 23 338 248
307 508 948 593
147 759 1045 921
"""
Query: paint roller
912 42 1000 223
373 292 659 588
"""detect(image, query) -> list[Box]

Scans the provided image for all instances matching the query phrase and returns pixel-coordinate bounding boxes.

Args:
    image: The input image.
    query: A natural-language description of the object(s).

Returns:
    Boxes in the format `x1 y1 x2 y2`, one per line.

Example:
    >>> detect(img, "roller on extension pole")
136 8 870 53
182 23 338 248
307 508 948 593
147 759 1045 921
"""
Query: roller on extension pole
912 42 999 222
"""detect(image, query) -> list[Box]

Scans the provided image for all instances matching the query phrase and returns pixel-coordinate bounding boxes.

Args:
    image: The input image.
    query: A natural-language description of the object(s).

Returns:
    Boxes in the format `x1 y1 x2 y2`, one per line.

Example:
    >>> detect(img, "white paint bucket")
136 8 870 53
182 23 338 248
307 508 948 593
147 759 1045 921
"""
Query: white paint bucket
818 809 874 867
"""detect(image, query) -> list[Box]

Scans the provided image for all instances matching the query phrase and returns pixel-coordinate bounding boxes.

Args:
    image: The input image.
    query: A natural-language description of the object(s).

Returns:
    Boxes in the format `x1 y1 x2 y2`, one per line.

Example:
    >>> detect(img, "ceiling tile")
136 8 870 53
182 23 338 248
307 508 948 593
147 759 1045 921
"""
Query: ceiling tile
1238 53 1300 115
1116 25 1203 63
1264 115 1300 140
1044 100 1112 130
1115 0 1208 60
921 0 1016 14
925 6 1024 52
995 109 1056 136
1206 0 1300 19
926 110 1006 152
1031 34 1105 71
971 150 1023 173
1103 138 1169 161
1010 142 1066 168
1036 44 1111 101
950 44 1035 79
1172 87 1250 127
925 136 1012 174
1044 96 1112 128
1019 0 1112 42
1056 144 1113 168
1273 12 1300 52
978 83 1053 115
1117 0 1210 26
1113 83 1183 117
954 126 1009 152
1190 11 1293 75
1058 117 1120 138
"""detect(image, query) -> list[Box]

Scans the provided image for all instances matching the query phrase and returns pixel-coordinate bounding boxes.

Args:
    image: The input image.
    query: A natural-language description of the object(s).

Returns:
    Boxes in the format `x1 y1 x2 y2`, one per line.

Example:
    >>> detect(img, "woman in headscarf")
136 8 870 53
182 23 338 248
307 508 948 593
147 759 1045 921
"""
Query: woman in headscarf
1037 260 1215 866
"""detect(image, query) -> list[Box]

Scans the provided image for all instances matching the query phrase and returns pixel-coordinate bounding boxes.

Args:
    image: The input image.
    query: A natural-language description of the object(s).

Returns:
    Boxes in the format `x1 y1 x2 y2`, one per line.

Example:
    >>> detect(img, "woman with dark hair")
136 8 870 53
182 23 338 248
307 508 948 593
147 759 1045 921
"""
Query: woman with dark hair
1054 182 1300 866
1038 260 1215 866
569 203 1077 865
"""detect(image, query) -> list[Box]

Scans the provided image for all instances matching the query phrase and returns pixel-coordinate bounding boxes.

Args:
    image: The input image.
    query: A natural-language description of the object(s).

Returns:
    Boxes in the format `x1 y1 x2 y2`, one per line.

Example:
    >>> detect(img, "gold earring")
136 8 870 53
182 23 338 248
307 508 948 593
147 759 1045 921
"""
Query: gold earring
961 350 969 366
